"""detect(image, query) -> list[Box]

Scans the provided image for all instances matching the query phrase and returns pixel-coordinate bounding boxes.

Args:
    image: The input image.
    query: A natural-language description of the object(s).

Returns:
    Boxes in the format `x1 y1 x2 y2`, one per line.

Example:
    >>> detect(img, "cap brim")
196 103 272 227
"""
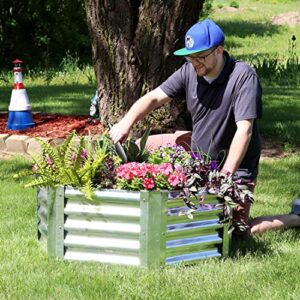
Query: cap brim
173 47 210 56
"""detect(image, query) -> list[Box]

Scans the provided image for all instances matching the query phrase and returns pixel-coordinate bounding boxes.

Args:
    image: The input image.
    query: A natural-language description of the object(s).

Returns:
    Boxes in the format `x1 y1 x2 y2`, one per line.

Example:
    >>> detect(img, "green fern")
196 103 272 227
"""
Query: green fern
58 131 76 158
22 131 115 200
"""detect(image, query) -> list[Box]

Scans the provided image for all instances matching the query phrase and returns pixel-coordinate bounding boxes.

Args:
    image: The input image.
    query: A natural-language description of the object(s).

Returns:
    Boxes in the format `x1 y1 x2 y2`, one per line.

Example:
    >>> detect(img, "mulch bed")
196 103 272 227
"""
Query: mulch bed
0 113 105 138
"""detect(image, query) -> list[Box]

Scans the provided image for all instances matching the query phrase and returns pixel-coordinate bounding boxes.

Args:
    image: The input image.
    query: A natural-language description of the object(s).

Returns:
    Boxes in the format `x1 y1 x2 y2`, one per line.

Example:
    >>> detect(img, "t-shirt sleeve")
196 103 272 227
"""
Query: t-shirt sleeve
159 65 187 99
233 71 263 122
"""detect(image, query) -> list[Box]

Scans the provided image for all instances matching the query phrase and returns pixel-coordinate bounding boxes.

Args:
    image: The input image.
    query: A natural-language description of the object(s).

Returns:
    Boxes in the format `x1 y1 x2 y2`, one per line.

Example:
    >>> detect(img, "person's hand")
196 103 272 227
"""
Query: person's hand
109 121 131 144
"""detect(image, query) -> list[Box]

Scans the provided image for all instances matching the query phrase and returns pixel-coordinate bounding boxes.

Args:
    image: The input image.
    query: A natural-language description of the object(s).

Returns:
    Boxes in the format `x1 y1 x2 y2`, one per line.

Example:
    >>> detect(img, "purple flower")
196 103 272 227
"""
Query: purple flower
190 152 202 161
209 160 218 171
81 149 88 158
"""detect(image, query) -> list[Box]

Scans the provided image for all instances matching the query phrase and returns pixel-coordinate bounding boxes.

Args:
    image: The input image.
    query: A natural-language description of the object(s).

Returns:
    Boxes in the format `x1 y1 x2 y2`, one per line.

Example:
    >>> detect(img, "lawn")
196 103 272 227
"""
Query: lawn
0 0 300 299
0 155 299 300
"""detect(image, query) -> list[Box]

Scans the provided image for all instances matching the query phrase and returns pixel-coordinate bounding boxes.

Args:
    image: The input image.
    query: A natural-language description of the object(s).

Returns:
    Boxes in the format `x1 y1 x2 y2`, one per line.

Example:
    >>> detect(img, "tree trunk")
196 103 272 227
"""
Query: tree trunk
85 0 204 132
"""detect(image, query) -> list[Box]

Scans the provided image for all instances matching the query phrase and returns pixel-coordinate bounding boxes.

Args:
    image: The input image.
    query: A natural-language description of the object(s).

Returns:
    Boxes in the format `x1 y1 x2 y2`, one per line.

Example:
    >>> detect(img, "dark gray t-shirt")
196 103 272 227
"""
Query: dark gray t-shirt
160 52 262 181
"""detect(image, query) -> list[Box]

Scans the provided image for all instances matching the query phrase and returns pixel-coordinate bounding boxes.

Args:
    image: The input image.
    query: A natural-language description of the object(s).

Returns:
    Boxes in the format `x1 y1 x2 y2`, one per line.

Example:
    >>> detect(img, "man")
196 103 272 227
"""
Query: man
110 19 300 235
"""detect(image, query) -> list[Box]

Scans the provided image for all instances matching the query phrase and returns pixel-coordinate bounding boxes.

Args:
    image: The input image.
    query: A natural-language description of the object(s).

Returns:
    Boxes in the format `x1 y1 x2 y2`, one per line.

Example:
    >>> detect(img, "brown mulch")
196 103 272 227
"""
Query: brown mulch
260 137 288 160
0 112 105 138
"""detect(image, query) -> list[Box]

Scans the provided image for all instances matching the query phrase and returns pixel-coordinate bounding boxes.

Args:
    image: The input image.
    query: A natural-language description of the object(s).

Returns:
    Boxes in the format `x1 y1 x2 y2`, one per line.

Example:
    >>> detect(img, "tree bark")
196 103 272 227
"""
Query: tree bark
85 0 204 131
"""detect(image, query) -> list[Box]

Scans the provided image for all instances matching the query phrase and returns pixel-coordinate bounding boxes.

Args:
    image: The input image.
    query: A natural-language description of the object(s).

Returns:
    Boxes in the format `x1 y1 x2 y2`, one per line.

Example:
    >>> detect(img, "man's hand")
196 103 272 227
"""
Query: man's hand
108 87 171 144
109 120 131 144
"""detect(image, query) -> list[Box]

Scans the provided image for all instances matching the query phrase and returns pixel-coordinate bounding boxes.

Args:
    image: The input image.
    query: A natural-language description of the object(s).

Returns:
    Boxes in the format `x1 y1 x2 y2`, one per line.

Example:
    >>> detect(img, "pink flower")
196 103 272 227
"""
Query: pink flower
45 155 53 165
159 163 173 176
168 174 180 187
142 177 155 190
168 171 187 187
117 162 188 191
71 152 76 161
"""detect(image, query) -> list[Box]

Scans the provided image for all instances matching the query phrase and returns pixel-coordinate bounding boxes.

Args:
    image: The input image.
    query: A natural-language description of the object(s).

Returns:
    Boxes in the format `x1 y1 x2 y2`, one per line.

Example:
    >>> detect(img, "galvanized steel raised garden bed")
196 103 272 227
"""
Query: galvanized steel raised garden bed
37 186 231 268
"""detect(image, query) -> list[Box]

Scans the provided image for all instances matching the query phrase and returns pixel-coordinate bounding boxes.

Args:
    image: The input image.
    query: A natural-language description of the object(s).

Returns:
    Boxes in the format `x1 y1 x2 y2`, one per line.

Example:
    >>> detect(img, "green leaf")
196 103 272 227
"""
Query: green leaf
124 140 140 162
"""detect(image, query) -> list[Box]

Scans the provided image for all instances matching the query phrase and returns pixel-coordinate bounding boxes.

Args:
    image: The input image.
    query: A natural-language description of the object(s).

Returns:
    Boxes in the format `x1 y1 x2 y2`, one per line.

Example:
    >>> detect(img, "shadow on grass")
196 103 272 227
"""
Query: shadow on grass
218 20 282 39
259 87 300 146
229 235 272 258
217 20 286 59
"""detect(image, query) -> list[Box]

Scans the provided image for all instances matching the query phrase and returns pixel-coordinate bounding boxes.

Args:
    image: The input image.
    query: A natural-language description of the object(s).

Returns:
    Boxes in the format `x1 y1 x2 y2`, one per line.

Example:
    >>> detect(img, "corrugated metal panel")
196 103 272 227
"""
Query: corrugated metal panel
65 202 140 217
166 234 222 257
167 193 220 208
65 187 140 206
166 219 222 240
166 249 221 265
42 187 230 267
64 248 140 266
167 207 222 224
37 187 49 242
63 189 142 265
164 196 224 264
65 234 140 250
64 218 140 233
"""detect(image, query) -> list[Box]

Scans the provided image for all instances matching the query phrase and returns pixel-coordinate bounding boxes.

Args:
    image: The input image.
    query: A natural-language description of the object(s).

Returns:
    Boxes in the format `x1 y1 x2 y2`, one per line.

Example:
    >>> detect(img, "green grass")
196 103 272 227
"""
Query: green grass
0 84 94 115
260 87 300 146
0 155 299 300
212 0 300 59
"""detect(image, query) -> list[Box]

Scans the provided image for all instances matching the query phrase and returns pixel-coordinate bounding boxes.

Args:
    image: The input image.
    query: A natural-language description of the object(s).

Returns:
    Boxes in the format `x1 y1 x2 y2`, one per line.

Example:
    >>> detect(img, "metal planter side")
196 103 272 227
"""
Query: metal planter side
37 186 231 268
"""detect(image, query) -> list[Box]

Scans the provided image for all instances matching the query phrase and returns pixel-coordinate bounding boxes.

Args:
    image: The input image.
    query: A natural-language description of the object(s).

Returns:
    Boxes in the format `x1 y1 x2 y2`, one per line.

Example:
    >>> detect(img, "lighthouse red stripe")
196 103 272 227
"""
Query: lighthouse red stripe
13 83 25 89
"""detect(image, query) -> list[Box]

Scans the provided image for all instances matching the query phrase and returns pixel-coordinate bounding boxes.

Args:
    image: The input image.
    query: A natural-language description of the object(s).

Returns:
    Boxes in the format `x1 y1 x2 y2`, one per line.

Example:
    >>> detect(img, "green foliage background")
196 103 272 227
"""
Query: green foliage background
0 0 91 69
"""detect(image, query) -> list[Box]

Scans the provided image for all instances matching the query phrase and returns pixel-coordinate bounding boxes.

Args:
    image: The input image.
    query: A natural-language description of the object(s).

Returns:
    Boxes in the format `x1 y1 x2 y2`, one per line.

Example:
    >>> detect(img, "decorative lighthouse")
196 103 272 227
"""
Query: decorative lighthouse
7 59 35 130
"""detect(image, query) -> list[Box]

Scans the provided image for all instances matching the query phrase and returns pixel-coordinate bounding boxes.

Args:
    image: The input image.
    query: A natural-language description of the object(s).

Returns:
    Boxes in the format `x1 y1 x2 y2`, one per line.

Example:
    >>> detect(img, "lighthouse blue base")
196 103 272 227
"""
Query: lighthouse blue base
7 111 35 130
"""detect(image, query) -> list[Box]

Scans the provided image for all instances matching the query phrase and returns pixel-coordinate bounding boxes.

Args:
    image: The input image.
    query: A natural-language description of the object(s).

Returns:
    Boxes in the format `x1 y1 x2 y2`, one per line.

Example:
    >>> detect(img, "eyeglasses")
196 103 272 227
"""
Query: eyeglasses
185 47 216 64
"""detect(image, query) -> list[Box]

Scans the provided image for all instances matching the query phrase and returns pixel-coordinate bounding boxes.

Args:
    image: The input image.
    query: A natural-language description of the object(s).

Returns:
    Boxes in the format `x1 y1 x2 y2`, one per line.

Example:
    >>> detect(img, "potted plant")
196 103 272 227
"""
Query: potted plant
20 132 252 268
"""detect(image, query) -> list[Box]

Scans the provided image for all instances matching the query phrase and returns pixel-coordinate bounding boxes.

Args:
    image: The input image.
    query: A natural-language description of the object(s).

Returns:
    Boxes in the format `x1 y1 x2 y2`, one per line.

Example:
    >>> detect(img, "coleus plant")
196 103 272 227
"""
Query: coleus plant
147 143 255 230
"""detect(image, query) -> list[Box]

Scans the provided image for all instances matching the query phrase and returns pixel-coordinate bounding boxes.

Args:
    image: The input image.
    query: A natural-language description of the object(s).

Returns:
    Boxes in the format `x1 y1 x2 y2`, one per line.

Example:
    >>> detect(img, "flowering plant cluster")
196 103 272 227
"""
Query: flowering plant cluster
116 162 186 191
148 144 191 165
144 143 255 231
148 144 219 197
19 131 254 231
19 132 117 200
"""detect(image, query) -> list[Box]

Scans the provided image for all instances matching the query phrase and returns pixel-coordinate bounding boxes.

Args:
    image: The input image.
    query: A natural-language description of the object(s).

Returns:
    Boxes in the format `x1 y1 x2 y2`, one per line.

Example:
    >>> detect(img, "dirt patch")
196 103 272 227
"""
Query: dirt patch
260 137 288 160
216 7 245 13
0 113 105 138
271 11 300 26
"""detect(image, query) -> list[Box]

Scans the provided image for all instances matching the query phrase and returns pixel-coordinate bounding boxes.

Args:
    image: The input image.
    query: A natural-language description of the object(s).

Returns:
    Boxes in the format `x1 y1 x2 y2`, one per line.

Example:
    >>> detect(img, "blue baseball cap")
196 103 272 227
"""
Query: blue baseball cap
174 19 225 56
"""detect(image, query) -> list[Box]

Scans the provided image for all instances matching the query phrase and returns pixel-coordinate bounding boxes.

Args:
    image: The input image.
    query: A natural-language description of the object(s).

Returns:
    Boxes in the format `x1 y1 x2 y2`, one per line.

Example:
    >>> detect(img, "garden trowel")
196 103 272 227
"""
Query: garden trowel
108 123 128 163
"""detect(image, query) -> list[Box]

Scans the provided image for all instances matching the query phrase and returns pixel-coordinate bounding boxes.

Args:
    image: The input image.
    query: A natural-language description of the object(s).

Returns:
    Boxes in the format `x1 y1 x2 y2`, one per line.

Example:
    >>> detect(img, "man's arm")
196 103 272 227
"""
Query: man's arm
109 87 171 143
221 119 254 175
